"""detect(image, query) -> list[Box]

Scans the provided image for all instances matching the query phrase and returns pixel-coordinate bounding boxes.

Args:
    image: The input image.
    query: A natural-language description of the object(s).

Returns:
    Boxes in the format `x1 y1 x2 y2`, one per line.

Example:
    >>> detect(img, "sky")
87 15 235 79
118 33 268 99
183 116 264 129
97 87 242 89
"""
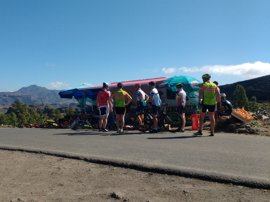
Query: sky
0 0 270 91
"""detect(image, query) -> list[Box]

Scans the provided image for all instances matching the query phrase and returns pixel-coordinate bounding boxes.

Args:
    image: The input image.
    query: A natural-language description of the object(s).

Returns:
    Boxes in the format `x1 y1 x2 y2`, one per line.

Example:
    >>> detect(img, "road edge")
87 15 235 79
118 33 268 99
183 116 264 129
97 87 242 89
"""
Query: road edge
0 145 269 190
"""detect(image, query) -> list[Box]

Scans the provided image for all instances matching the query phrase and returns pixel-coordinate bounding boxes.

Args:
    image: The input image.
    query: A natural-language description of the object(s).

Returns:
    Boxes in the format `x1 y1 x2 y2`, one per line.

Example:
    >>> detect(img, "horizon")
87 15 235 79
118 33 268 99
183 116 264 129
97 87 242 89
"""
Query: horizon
1 0 270 91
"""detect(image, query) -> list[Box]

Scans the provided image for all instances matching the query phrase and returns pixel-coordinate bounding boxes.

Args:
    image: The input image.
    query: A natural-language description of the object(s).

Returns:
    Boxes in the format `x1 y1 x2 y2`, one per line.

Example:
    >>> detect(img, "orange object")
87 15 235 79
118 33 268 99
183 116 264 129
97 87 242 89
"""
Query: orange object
231 108 253 123
191 114 200 130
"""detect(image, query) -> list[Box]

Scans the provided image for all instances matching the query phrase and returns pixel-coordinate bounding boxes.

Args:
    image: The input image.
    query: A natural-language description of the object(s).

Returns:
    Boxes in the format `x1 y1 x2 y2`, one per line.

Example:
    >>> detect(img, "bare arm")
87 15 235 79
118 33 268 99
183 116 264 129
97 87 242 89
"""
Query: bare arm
199 87 203 104
216 87 221 104
145 93 149 102
125 93 133 106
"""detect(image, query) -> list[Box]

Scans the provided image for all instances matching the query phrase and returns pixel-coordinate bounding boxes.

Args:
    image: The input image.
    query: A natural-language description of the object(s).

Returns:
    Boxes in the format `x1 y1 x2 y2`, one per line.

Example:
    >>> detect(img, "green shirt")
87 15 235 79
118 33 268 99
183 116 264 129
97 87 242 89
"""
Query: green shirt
201 82 217 105
113 89 131 108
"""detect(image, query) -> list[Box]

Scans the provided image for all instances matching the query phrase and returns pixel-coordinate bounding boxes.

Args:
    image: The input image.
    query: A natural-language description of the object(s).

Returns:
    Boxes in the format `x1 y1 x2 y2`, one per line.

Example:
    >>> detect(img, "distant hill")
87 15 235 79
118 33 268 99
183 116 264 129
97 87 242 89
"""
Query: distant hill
0 85 74 107
220 75 270 102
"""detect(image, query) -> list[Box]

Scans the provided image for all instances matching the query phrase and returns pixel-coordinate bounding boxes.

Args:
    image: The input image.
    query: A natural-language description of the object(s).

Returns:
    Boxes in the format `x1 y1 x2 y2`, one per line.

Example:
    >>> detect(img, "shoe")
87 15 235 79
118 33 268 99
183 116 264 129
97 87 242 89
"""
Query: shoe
209 133 214 136
103 129 109 132
194 131 203 136
119 129 124 134
179 128 185 132
150 129 158 133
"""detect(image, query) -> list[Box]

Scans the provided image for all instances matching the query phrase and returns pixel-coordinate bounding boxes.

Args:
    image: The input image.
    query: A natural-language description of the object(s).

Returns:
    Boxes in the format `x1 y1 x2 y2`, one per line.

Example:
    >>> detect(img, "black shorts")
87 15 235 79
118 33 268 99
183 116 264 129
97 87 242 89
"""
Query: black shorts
202 104 216 113
136 101 146 115
151 105 161 116
177 105 186 114
115 107 126 115
99 106 109 117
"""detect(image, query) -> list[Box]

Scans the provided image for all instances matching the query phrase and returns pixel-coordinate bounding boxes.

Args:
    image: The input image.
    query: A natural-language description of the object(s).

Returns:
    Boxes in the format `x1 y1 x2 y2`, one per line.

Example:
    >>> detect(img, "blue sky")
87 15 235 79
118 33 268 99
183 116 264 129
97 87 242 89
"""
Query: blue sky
0 0 270 91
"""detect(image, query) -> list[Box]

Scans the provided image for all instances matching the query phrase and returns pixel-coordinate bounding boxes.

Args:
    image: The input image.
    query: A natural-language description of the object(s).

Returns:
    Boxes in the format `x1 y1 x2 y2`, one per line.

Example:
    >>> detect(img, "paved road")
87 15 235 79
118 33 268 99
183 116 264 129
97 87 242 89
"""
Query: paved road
0 128 269 183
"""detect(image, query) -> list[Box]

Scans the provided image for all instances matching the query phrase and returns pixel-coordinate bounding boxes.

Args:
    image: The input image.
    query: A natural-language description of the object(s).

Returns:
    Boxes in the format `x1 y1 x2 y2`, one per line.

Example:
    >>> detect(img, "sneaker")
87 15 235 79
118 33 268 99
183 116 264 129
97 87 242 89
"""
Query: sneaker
103 129 109 132
179 128 185 133
119 129 124 134
194 131 203 136
209 133 214 137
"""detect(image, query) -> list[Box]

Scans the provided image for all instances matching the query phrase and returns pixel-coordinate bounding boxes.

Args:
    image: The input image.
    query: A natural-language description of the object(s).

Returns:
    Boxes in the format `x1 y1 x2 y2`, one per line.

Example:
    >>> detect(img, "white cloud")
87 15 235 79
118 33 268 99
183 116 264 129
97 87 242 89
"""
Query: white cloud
162 61 270 78
161 67 177 74
48 81 70 90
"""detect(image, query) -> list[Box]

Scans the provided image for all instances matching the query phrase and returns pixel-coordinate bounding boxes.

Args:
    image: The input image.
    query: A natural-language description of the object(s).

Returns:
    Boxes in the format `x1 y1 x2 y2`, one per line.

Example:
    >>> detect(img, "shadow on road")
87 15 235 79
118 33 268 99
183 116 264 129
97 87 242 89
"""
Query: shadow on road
53 131 103 136
53 130 144 136
148 135 209 140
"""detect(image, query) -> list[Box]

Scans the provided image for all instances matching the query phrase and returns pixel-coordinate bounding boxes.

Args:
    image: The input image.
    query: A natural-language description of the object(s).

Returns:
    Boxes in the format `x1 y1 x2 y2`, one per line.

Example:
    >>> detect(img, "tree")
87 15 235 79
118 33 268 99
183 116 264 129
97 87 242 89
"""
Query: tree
233 85 249 108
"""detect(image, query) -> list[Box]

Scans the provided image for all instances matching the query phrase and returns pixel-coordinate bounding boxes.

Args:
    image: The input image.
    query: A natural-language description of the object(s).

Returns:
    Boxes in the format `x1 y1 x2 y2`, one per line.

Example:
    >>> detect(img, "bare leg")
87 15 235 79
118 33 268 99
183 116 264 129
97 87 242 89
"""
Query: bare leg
99 117 103 129
116 115 120 132
199 112 205 132
153 115 158 130
138 115 143 126
209 112 216 135
181 113 186 130
102 118 108 129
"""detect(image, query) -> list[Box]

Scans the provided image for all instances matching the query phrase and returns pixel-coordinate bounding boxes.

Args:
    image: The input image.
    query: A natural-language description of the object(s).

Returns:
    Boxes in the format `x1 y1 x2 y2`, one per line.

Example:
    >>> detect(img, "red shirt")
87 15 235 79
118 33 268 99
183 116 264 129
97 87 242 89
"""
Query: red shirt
97 90 111 107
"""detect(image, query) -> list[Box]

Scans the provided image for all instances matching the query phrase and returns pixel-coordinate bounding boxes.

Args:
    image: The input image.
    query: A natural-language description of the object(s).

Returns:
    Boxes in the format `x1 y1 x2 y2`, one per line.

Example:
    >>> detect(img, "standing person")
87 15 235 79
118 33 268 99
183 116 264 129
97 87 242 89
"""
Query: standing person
195 74 221 136
112 83 132 134
176 83 187 132
149 81 162 133
134 83 149 130
213 81 220 118
96 82 112 132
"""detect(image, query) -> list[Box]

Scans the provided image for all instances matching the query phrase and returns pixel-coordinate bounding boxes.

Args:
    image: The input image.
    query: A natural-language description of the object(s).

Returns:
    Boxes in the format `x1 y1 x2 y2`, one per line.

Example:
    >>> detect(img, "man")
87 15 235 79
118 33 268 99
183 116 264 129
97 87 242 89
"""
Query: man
219 93 233 116
134 83 149 129
96 82 112 132
195 74 221 136
112 82 132 134
176 83 186 132
149 81 162 133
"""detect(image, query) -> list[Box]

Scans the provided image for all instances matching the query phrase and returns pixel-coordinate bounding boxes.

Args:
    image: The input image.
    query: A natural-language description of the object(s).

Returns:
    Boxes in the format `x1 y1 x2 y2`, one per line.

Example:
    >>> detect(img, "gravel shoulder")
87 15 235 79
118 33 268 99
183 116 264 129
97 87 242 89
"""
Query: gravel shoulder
0 150 270 202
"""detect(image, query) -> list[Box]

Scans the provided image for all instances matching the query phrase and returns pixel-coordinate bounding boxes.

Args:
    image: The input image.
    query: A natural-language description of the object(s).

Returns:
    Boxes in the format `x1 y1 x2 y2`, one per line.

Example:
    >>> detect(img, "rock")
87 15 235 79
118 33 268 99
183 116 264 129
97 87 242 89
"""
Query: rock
109 192 124 200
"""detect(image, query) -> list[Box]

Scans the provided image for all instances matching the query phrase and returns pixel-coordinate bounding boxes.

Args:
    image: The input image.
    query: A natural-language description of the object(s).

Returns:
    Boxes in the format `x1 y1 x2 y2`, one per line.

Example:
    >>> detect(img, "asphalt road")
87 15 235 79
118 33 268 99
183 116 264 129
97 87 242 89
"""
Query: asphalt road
0 128 269 183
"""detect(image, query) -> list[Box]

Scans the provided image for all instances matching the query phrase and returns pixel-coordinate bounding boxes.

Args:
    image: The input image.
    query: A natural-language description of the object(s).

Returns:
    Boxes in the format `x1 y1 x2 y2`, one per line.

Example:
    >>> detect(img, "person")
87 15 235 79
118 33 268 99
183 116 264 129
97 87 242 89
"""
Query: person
96 82 112 132
195 74 221 136
176 83 187 132
219 93 233 116
213 81 219 89
134 83 149 130
134 83 149 129
149 81 162 133
213 81 221 119
112 82 132 134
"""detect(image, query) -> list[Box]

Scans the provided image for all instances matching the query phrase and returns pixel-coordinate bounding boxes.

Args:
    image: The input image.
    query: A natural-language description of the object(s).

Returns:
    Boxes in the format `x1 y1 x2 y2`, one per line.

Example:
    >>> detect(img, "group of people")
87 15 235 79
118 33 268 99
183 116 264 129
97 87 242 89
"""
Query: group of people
96 73 222 136
96 81 162 134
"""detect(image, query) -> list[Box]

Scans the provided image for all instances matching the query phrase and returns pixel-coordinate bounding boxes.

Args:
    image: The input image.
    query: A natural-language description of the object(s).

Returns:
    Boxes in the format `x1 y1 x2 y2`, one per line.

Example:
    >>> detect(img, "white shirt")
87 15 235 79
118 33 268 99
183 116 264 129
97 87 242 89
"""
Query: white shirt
136 89 146 102
150 88 162 106
176 89 187 107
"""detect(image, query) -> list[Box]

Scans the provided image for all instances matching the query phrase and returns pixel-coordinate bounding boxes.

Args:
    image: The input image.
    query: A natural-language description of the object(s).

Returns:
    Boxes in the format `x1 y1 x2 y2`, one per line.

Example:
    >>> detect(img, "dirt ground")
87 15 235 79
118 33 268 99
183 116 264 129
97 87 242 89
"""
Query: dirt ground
0 151 269 202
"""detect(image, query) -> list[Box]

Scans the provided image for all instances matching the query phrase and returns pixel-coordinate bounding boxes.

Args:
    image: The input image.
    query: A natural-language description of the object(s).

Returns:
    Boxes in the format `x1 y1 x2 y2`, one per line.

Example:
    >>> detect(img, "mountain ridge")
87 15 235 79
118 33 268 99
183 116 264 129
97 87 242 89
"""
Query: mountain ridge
220 75 270 102
0 85 72 107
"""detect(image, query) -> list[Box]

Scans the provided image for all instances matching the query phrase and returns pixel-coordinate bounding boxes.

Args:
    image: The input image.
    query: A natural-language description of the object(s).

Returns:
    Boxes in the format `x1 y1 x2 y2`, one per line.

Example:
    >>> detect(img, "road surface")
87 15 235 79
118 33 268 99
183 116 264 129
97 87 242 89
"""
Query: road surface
0 128 269 187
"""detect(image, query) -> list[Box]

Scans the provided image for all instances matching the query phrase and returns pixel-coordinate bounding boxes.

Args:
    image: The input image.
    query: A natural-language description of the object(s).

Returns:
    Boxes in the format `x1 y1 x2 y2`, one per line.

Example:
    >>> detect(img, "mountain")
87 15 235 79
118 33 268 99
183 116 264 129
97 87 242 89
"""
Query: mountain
220 75 270 102
0 85 74 107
